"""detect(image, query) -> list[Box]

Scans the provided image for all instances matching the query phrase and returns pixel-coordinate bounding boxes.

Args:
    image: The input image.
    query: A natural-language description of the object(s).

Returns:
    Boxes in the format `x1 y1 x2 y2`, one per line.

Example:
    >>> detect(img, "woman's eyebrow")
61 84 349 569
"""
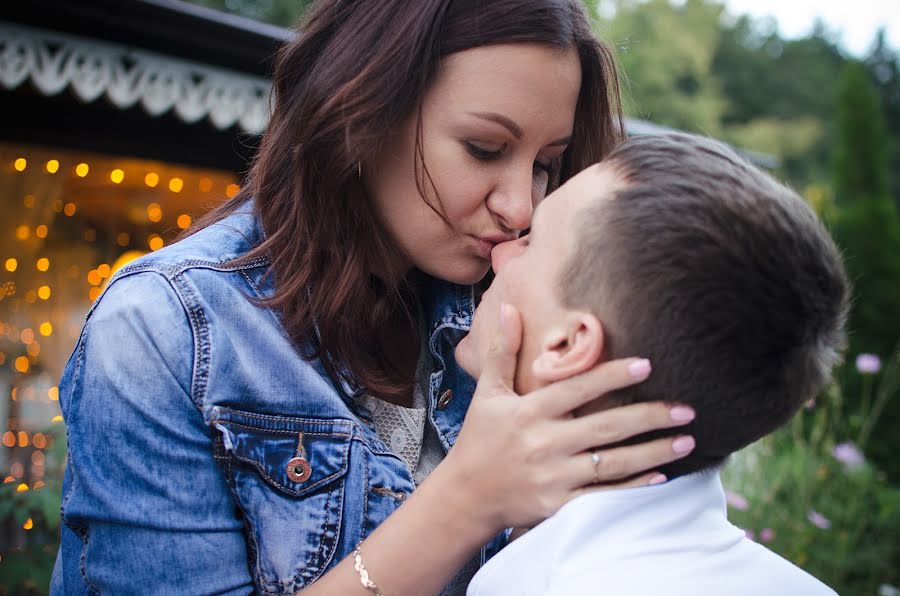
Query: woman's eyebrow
468 111 571 148
469 111 523 139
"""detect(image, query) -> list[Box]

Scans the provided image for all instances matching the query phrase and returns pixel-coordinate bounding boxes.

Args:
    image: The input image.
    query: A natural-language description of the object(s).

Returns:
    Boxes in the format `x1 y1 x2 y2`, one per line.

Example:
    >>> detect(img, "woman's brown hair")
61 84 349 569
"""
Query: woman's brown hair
192 0 624 399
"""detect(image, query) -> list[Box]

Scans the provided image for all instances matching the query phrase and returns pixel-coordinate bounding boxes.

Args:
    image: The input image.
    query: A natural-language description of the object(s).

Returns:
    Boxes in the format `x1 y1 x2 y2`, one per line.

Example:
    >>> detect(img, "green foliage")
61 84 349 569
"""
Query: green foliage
188 0 312 27
0 425 66 594
722 433 900 595
865 29 900 207
722 356 900 596
596 0 728 135
834 62 890 202
827 61 900 481
713 19 845 185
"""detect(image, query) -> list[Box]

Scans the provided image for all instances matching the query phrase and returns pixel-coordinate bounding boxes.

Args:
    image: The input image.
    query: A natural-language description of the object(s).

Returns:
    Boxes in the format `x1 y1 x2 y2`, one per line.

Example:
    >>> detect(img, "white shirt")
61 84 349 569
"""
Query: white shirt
468 470 836 596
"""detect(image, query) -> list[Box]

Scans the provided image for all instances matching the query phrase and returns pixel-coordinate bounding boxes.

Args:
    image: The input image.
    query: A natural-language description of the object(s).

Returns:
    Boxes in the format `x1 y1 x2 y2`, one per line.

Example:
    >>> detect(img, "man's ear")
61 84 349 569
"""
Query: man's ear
531 312 604 382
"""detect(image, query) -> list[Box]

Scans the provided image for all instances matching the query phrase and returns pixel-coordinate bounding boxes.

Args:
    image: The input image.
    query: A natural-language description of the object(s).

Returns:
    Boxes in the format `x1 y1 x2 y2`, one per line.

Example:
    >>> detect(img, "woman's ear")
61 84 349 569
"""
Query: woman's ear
531 312 604 382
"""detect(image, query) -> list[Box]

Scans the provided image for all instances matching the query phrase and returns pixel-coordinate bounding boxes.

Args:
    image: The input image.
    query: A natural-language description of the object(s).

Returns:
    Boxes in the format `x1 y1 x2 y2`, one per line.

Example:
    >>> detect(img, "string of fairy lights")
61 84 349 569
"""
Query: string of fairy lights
1 149 239 522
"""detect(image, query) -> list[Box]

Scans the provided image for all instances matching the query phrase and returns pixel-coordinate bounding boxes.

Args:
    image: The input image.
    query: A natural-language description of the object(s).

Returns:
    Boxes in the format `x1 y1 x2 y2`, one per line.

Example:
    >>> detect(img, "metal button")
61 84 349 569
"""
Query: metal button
286 457 312 483
436 389 453 410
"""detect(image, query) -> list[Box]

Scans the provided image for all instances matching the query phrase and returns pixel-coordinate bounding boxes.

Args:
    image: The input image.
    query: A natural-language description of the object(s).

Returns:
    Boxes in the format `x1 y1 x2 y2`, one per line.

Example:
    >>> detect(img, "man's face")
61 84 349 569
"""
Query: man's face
455 162 624 392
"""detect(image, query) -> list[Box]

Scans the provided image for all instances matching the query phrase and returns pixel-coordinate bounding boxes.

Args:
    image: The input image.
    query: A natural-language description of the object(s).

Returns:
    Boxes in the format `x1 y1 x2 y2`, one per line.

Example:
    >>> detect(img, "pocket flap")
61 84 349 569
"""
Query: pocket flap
212 406 354 497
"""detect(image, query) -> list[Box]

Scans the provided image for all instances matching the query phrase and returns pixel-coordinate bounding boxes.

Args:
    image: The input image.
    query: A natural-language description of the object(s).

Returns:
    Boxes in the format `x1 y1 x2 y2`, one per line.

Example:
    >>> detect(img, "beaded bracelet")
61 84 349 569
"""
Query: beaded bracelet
353 545 384 596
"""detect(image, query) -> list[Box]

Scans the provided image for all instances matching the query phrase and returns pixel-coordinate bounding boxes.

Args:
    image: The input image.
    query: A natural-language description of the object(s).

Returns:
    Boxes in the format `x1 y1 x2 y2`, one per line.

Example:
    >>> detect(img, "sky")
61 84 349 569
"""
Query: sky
722 0 899 56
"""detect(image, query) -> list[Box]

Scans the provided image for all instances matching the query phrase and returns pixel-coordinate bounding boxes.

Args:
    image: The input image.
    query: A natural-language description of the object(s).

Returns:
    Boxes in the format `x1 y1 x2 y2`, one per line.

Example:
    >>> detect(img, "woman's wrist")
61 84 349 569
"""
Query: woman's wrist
425 451 506 543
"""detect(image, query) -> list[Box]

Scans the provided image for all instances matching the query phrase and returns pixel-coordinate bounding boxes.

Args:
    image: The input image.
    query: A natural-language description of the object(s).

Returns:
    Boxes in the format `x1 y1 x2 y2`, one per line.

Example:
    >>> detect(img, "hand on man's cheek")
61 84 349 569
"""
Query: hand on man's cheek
456 284 505 380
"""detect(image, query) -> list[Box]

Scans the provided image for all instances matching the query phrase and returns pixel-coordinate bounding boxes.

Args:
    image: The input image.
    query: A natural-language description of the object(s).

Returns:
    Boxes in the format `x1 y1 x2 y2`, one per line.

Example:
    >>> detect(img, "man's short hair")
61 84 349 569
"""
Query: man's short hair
562 133 850 477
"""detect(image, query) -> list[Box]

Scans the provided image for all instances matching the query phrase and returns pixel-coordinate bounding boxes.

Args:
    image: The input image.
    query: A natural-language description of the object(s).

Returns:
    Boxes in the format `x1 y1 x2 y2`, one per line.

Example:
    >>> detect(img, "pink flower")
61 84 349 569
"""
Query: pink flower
832 442 865 470
759 528 775 542
725 490 749 511
807 510 831 530
856 353 882 374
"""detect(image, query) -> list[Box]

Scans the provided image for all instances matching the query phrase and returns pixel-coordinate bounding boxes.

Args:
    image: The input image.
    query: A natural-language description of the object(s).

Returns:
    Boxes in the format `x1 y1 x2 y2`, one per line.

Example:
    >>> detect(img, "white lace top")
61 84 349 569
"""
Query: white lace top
355 344 445 485
355 339 477 595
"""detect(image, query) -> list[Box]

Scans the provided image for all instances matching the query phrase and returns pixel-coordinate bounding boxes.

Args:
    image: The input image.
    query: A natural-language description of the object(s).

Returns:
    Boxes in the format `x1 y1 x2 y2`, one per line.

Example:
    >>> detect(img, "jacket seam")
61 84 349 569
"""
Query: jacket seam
212 408 356 428
77 526 102 594
116 255 269 279
165 270 211 411
216 422 352 438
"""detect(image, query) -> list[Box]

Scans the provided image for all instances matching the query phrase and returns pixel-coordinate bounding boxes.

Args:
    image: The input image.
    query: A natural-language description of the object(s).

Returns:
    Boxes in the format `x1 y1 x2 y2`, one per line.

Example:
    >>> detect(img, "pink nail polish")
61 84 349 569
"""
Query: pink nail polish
627 359 651 380
670 406 695 423
648 474 667 486
672 436 696 454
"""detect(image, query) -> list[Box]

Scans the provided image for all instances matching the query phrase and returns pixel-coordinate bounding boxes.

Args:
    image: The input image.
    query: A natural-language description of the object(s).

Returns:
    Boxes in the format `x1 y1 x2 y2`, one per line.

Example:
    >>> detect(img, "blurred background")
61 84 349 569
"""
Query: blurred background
0 0 897 594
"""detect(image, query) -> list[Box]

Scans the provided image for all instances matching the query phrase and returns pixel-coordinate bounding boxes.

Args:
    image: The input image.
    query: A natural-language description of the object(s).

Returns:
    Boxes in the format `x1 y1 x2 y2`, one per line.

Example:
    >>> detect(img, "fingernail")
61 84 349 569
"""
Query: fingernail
670 406 696 423
627 359 651 380
648 474 667 486
672 435 696 454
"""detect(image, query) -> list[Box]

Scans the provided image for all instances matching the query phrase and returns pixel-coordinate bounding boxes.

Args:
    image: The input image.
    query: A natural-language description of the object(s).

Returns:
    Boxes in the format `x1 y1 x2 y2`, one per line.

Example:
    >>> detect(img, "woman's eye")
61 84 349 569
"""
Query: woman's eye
465 141 505 161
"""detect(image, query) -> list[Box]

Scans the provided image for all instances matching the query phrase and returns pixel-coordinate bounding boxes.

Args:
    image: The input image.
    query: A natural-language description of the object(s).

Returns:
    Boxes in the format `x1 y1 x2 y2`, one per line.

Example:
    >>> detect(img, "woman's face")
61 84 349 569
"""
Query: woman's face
366 43 582 284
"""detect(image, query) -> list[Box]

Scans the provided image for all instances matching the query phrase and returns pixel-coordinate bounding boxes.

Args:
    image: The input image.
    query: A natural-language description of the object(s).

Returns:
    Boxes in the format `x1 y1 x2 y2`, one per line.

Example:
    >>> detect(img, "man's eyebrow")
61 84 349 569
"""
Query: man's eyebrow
468 112 571 147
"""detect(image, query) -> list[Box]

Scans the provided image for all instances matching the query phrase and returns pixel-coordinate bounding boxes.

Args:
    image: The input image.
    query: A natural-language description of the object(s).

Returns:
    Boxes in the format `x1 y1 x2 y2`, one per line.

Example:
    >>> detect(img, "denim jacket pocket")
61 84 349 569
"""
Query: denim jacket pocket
211 406 353 594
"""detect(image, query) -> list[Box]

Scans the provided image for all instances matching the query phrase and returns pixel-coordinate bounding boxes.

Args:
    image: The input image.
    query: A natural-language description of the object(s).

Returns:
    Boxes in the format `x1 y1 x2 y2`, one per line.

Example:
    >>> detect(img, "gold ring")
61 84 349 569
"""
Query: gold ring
591 450 602 483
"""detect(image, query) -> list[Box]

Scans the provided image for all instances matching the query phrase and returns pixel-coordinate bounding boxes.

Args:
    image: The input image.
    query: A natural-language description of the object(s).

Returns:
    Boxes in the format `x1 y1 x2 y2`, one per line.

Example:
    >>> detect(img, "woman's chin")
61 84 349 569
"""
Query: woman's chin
429 260 491 286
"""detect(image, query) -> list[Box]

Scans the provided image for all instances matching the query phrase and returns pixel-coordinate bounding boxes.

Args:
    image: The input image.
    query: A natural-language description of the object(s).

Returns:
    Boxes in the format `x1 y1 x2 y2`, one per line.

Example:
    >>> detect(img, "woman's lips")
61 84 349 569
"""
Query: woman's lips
473 237 496 259
472 234 517 260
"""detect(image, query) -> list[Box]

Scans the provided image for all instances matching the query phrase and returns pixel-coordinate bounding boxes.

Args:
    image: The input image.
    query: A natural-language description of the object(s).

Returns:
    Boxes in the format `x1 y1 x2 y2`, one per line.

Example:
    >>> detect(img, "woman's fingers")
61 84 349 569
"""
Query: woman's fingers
563 435 695 487
532 357 652 418
475 303 522 396
554 401 696 454
569 471 667 501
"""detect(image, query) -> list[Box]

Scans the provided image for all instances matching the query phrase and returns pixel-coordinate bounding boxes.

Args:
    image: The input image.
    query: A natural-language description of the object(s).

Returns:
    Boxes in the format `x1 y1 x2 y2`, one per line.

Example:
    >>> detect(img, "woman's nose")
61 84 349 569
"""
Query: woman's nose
491 238 526 273
487 168 535 233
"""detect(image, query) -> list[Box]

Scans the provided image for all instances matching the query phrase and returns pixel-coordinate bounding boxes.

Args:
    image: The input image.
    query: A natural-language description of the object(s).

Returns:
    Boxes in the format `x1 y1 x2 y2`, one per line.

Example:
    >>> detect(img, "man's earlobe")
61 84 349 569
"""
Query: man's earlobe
532 313 604 382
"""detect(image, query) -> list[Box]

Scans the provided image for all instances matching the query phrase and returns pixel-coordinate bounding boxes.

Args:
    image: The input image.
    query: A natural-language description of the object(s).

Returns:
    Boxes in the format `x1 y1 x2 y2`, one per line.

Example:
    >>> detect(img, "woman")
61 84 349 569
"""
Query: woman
52 1 696 594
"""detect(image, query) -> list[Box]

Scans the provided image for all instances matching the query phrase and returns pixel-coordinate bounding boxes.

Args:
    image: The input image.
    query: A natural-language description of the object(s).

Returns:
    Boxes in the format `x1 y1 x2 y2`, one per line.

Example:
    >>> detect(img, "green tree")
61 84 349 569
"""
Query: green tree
834 62 890 203
865 28 900 207
713 18 845 188
595 0 729 135
830 61 900 481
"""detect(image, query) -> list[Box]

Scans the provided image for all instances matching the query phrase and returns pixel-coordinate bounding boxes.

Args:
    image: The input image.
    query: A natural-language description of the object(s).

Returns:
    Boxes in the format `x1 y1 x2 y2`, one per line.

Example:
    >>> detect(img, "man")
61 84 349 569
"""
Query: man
457 133 847 595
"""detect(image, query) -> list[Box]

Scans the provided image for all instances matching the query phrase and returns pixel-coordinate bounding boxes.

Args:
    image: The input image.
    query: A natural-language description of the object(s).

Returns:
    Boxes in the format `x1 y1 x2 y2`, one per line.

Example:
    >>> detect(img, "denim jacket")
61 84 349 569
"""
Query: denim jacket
51 207 505 594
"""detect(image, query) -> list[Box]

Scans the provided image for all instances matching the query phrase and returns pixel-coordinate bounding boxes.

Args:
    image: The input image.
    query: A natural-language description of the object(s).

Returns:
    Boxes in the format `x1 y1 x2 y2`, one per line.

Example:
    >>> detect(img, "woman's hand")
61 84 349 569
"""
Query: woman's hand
443 303 695 532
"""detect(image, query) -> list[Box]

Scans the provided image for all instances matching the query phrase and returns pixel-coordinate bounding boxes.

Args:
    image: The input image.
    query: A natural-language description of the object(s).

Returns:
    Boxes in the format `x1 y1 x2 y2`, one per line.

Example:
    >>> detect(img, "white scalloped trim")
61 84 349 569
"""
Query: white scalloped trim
0 22 271 134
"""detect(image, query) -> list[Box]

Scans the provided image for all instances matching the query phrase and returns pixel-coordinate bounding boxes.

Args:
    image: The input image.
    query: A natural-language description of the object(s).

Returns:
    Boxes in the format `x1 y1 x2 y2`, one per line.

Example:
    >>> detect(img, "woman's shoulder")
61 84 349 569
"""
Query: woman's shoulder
121 205 267 278
90 205 273 329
